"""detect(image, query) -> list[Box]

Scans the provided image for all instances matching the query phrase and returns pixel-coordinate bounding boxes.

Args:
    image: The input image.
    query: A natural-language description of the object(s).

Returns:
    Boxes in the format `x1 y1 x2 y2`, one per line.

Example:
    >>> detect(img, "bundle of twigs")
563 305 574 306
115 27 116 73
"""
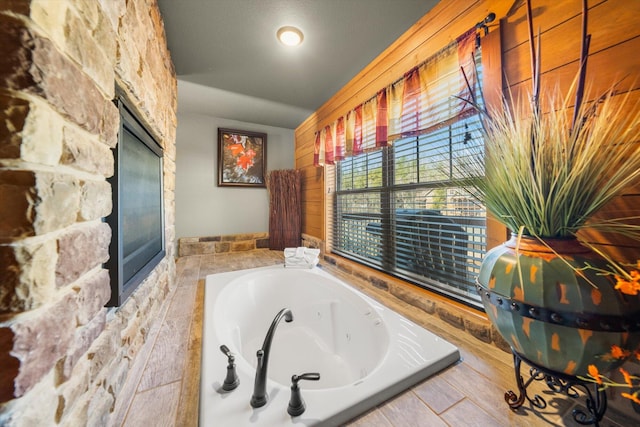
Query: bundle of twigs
266 169 303 250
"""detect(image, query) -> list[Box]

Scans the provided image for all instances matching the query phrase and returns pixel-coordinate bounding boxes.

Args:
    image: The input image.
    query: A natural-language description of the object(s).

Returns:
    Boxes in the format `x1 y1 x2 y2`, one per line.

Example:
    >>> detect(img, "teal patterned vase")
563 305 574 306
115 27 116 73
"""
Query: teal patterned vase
477 235 640 376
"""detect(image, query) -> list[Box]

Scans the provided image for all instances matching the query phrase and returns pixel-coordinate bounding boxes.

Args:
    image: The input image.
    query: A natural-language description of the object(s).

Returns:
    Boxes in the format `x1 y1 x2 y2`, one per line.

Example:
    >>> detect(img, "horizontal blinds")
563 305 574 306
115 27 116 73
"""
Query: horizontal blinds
329 51 486 308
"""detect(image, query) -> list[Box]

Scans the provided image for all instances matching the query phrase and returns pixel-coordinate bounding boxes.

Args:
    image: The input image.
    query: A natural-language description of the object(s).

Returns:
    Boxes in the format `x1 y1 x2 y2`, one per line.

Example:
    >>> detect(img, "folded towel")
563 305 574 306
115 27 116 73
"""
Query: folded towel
284 247 320 268
284 247 320 259
284 258 319 269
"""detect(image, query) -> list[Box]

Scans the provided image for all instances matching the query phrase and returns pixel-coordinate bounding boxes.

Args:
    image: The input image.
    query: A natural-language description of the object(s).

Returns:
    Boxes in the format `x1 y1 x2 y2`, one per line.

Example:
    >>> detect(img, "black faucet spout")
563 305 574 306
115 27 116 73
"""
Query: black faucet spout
250 308 293 408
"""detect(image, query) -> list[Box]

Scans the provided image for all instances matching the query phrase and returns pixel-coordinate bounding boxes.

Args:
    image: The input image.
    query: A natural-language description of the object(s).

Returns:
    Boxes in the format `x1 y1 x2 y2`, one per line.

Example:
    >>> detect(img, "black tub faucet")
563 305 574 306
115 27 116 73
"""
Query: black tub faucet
250 308 294 408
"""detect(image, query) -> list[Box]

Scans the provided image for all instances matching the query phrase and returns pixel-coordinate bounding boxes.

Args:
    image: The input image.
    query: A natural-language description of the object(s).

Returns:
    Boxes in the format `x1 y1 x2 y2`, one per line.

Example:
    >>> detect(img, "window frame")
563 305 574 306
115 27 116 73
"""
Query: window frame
329 49 487 309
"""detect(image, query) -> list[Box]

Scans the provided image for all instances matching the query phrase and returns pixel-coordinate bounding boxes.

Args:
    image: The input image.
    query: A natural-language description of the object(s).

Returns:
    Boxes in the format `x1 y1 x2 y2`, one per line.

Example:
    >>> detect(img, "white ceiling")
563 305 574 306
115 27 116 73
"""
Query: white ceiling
157 0 440 129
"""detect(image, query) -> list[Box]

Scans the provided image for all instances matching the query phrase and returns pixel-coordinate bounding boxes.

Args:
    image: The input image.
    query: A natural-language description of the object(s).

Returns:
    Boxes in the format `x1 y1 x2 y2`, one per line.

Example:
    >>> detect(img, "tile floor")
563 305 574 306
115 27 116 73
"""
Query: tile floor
111 250 638 426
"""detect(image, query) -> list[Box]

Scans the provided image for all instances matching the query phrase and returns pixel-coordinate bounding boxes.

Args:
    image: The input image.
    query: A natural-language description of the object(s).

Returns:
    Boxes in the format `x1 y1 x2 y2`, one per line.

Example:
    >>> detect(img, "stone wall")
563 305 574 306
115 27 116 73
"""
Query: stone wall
178 232 269 257
178 232 324 257
0 0 177 425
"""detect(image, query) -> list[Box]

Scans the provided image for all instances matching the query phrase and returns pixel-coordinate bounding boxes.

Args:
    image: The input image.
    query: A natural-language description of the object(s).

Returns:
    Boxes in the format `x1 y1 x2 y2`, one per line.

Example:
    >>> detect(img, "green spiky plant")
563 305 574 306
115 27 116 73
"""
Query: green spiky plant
463 0 640 406
464 84 640 241
460 0 640 242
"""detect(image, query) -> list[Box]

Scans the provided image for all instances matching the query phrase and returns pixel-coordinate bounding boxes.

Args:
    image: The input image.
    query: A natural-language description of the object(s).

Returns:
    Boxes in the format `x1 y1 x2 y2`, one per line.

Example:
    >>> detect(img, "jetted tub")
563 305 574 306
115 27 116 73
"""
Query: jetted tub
200 265 460 426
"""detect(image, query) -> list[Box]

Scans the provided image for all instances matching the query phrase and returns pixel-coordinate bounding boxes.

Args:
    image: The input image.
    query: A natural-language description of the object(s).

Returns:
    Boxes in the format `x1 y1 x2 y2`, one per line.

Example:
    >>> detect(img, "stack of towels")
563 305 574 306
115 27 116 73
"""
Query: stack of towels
284 247 320 269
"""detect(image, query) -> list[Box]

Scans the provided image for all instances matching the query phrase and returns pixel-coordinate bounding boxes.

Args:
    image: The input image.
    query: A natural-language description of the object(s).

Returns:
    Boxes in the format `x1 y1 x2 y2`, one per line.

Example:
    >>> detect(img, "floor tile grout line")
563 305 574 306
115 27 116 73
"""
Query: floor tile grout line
119 257 197 426
117 308 170 425
131 378 184 396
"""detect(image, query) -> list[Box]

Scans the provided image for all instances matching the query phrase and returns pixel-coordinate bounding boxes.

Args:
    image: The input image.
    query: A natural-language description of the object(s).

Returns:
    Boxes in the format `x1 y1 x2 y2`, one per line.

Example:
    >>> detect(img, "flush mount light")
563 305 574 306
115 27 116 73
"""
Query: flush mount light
277 26 304 46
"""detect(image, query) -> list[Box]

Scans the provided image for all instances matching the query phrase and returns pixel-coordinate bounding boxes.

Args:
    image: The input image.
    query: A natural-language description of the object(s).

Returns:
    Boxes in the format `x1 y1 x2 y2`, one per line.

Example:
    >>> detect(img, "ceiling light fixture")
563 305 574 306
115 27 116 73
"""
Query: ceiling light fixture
277 26 304 47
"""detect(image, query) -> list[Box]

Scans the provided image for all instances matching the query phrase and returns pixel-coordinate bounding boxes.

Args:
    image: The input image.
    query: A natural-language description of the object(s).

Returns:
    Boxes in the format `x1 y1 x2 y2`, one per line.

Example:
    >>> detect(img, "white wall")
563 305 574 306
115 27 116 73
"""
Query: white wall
175 112 295 241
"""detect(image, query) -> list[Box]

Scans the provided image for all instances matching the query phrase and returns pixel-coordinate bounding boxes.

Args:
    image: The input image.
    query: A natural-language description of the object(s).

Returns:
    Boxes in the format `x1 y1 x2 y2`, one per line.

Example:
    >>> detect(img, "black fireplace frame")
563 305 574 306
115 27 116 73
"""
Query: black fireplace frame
105 98 165 307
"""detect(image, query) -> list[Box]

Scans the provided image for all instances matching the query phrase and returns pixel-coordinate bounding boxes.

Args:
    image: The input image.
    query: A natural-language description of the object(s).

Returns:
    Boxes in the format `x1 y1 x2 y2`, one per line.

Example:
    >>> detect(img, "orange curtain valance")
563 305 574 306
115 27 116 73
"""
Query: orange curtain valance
314 28 478 167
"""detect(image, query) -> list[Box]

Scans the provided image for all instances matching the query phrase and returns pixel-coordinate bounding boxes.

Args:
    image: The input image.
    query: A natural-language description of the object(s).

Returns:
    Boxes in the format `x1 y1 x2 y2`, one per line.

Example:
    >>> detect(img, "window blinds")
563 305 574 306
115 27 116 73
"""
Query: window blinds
327 46 486 308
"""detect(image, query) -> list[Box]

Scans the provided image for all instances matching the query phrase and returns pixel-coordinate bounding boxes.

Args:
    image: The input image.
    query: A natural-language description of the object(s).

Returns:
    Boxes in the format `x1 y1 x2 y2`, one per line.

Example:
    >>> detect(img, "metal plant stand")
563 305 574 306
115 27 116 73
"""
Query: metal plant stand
505 351 608 426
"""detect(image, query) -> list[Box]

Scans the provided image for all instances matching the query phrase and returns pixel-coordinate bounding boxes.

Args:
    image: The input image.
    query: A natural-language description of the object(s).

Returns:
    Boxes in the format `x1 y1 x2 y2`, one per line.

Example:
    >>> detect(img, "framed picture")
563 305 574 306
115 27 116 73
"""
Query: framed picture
217 128 267 187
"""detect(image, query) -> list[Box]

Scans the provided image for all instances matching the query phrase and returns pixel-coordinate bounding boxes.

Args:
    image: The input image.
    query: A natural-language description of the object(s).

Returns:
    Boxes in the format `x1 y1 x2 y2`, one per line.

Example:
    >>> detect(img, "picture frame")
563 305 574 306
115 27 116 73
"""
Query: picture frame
217 128 267 187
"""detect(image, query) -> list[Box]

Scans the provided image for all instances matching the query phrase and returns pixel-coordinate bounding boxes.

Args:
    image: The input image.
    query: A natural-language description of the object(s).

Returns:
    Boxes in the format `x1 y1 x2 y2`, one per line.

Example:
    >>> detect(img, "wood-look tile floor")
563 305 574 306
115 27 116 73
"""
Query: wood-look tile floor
112 250 638 427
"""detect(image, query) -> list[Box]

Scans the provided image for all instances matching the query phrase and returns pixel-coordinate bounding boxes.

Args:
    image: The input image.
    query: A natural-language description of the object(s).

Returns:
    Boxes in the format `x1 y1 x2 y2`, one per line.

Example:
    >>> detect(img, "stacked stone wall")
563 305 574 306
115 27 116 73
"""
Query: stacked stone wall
178 232 271 256
0 0 177 425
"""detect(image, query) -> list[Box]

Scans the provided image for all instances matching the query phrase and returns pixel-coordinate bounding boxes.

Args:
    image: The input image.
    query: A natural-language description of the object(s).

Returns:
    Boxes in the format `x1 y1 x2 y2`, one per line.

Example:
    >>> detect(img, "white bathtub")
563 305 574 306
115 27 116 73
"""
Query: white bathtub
200 265 460 426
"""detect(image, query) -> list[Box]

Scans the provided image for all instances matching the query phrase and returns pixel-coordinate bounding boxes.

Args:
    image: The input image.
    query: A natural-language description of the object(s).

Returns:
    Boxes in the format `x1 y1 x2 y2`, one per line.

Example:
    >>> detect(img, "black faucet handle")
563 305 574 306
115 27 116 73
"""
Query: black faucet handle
292 373 320 384
220 344 235 363
288 372 321 417
219 344 239 391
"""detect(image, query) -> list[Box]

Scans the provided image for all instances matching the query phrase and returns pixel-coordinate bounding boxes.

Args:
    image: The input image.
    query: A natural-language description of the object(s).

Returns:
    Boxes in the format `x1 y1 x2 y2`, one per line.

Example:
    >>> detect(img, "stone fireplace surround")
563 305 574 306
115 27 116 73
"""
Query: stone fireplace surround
0 1 177 425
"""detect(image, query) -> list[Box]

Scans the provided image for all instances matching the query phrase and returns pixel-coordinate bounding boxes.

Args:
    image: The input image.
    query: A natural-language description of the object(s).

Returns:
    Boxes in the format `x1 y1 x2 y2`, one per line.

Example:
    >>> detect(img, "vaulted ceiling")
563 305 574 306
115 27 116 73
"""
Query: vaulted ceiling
157 0 439 128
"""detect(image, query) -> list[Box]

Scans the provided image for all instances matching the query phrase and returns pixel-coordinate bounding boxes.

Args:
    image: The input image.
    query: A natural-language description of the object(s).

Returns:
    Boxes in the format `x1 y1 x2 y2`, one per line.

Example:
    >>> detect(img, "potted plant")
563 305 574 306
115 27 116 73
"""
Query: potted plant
461 0 640 381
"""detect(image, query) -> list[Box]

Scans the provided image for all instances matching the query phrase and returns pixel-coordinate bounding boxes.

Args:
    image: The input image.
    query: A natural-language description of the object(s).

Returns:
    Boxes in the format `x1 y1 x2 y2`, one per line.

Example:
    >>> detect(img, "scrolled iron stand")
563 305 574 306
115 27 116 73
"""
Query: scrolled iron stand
505 351 607 426
477 285 633 427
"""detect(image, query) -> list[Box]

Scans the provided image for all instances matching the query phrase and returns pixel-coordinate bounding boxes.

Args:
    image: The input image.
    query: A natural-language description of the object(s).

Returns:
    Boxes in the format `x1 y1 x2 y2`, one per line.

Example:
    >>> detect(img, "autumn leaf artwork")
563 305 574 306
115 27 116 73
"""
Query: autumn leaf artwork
217 128 267 187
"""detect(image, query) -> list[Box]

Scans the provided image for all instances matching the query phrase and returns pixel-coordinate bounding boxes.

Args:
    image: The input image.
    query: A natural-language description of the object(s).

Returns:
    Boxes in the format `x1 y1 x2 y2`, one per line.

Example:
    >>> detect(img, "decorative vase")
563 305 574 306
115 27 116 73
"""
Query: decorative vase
477 235 640 377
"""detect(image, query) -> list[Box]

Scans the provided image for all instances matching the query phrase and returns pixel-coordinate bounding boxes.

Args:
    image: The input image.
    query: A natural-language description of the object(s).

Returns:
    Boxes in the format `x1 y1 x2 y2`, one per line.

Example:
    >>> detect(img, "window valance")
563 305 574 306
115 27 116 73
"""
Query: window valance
314 28 479 166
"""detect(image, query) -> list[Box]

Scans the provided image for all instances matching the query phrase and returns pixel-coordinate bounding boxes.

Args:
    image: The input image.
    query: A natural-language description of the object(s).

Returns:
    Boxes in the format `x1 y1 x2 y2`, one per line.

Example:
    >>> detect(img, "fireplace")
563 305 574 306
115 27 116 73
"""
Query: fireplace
105 99 165 306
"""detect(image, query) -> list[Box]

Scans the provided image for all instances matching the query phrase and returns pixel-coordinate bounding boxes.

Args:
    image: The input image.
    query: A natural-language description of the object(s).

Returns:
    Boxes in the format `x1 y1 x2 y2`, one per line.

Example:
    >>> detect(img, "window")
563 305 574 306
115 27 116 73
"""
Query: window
329 50 486 308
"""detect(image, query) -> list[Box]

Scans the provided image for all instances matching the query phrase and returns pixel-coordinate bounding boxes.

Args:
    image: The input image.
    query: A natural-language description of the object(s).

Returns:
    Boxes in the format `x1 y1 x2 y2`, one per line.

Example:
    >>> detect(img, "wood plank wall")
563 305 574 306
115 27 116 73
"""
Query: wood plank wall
295 0 640 261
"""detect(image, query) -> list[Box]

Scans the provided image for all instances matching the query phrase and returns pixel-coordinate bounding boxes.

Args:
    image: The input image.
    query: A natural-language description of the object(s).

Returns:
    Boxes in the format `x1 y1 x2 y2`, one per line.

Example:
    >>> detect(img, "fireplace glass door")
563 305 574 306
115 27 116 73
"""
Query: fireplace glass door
106 99 165 306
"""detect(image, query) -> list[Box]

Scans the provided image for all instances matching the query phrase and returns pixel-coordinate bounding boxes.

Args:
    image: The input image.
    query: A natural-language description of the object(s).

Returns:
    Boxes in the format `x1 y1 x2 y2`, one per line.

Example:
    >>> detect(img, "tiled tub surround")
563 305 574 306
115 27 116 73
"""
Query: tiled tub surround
0 0 177 425
121 250 637 426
